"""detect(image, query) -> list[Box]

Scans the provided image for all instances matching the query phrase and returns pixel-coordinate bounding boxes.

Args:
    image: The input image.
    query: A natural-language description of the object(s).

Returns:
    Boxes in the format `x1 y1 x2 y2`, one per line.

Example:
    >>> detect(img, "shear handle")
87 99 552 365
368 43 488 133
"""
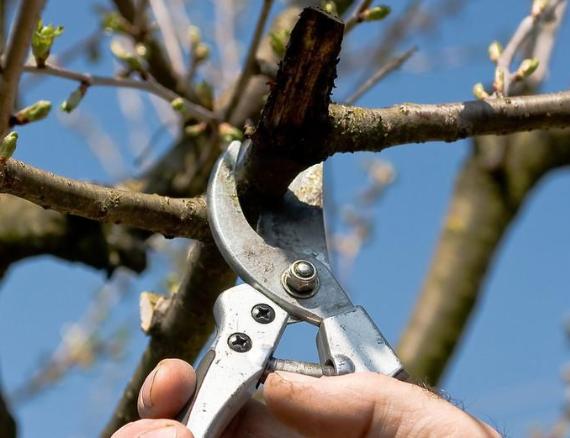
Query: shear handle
178 284 288 438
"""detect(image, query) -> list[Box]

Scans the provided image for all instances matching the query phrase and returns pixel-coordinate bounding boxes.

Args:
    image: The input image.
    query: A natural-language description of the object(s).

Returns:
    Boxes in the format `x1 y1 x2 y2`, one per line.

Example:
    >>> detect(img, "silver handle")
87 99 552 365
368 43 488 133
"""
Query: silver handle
178 284 288 438
316 306 405 378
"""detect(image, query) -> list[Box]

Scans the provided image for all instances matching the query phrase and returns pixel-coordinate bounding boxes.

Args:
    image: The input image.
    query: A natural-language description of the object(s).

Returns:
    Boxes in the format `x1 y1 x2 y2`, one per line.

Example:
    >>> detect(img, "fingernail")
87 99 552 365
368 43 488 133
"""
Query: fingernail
139 364 162 411
139 426 178 438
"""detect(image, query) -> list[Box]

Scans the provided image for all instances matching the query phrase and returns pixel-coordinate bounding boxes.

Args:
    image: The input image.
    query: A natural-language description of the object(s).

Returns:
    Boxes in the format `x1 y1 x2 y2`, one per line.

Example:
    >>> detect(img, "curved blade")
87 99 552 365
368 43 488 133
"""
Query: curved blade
207 141 352 324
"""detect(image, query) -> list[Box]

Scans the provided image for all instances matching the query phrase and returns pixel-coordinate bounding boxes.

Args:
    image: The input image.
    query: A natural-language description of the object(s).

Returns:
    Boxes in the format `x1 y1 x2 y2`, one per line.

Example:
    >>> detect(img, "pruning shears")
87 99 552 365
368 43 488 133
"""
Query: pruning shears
178 141 406 437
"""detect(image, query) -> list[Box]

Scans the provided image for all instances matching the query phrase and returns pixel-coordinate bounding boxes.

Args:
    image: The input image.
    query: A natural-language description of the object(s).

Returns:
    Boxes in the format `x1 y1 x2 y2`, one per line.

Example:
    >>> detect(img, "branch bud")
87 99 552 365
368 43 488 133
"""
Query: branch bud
515 58 540 80
170 97 186 113
472 83 490 100
187 26 201 48
532 0 550 17
493 67 505 95
193 43 210 63
269 29 290 59
360 5 391 21
110 40 144 71
101 11 130 34
32 20 64 67
61 84 88 113
13 100 52 124
488 41 502 63
321 1 338 15
0 131 18 163
218 123 243 143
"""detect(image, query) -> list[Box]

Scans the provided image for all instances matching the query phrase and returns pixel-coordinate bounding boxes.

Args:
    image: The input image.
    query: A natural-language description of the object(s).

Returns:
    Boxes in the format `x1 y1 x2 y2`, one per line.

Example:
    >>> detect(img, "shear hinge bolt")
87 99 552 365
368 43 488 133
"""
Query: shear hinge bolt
228 332 252 352
283 260 319 296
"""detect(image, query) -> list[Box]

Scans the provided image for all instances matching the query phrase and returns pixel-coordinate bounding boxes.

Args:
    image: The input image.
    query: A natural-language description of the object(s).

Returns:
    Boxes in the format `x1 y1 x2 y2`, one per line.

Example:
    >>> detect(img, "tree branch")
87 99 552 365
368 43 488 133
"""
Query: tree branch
398 129 570 384
21 64 217 122
0 382 16 438
0 0 45 135
0 160 210 241
326 91 570 156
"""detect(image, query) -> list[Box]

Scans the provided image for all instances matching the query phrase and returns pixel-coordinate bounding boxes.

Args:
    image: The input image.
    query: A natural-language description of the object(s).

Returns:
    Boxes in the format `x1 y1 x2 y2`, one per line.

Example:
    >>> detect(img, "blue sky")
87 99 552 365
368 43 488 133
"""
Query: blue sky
0 1 568 437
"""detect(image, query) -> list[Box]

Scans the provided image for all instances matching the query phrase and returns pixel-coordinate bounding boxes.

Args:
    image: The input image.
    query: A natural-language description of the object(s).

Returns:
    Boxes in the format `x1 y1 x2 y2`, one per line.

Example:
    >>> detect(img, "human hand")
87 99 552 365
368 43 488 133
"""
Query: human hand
111 358 500 438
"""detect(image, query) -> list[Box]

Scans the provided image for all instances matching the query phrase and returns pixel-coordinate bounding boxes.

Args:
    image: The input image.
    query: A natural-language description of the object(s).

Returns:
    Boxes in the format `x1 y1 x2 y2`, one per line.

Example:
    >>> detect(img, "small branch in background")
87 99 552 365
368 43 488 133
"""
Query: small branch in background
0 159 210 240
9 272 133 405
476 0 567 97
213 0 240 86
21 63 218 122
148 0 185 77
345 47 416 105
0 0 46 136
345 0 373 32
224 0 274 121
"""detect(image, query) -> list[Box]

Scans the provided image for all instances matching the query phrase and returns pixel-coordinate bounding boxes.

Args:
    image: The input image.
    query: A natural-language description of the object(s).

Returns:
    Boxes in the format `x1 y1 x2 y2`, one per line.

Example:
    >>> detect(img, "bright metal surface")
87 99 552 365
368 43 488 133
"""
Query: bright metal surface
207 141 353 323
183 284 288 438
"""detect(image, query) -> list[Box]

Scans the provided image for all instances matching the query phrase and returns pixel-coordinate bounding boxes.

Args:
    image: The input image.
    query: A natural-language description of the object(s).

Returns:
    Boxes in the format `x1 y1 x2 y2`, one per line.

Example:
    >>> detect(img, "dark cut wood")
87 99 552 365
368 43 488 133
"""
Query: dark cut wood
238 7 344 203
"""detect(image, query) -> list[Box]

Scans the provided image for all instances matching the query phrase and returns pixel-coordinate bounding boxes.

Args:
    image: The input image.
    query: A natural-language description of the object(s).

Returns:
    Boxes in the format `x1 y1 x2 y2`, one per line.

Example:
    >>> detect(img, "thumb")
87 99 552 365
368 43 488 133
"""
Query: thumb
263 371 498 438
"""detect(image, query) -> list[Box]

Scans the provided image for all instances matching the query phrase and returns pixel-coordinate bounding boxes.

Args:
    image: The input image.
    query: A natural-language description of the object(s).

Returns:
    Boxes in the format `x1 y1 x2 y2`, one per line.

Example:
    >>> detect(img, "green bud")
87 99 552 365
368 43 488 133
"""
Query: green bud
361 6 391 21
188 26 201 48
101 11 129 34
219 123 243 143
61 85 87 113
321 1 338 15
488 41 502 63
269 30 290 59
184 122 207 137
472 83 489 100
516 58 540 79
170 97 186 113
493 67 505 94
195 81 214 109
193 43 210 62
0 131 18 162
32 20 64 66
14 100 52 124
110 40 144 71
532 0 549 17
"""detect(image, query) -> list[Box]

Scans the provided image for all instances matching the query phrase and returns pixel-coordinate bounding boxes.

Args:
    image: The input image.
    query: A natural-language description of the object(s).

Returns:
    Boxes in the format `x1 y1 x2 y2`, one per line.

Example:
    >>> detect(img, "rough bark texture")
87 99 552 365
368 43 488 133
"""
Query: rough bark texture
398 130 570 384
0 160 210 241
239 7 344 202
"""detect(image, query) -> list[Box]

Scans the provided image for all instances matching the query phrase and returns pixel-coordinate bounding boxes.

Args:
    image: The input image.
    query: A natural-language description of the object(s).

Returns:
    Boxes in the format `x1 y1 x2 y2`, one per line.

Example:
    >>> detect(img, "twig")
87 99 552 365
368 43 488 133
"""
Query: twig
0 160 210 240
344 0 373 33
345 47 416 105
21 64 218 122
148 0 185 76
0 0 46 136
224 0 274 121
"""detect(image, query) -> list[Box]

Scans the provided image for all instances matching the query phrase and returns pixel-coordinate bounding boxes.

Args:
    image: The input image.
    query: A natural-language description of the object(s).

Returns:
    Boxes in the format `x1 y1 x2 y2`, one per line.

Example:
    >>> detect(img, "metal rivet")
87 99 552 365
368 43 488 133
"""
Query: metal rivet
228 332 252 352
251 304 275 324
282 260 319 298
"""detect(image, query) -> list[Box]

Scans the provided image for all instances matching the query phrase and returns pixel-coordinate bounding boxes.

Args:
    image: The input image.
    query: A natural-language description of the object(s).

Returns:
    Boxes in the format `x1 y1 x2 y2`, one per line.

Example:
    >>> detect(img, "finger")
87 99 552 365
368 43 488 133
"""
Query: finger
263 371 499 438
111 419 193 438
222 398 302 438
138 359 196 419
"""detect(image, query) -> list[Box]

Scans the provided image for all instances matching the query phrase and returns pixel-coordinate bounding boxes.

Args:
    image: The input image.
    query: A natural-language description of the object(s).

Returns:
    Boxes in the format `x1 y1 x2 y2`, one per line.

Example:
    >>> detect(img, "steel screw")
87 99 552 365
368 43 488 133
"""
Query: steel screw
283 260 319 297
228 332 252 352
251 304 275 324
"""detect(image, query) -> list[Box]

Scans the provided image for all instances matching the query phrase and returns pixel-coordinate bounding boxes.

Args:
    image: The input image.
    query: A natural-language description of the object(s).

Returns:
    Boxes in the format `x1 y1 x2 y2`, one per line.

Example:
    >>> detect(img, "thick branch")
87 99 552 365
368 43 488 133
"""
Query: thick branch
0 381 16 438
0 0 45 135
238 6 344 201
327 91 570 156
0 160 210 240
398 129 570 384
